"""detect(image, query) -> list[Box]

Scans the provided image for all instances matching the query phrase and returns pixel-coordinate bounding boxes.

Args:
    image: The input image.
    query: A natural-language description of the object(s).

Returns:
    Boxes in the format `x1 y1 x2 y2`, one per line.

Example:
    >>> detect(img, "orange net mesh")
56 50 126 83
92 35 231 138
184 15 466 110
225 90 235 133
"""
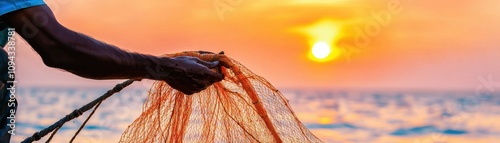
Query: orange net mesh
120 51 323 143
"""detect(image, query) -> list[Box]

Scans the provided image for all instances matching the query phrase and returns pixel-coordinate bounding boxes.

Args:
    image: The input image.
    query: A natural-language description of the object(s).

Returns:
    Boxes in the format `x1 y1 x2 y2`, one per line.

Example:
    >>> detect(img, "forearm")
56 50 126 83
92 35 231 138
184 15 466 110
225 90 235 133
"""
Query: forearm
43 30 166 79
50 35 166 79
2 5 170 80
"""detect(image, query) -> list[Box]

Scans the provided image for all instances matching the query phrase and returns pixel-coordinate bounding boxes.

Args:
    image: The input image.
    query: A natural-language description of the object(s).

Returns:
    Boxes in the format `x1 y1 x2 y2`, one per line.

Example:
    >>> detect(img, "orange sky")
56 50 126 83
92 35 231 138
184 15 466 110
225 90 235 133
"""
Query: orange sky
15 0 500 90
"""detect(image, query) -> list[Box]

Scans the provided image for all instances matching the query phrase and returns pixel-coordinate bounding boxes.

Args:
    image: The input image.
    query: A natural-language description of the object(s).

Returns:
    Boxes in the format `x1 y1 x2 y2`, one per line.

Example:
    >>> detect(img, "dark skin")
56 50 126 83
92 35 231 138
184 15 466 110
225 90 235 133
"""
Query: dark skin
1 5 223 95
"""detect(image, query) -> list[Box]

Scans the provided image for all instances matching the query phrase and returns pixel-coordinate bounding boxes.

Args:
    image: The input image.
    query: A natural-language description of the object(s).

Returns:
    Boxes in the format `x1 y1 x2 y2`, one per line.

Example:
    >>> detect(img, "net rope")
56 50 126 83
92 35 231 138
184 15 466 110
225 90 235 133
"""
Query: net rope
21 79 137 143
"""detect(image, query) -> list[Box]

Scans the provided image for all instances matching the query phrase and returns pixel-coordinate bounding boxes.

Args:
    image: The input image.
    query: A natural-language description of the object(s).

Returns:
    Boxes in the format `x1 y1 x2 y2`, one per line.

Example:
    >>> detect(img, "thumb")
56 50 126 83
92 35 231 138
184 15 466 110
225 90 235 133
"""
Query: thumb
197 60 219 69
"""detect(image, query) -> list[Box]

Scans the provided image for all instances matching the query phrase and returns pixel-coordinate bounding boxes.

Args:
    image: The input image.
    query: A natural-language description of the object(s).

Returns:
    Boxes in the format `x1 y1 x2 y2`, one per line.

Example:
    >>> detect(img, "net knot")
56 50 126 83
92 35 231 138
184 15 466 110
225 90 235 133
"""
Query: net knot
32 132 41 141
70 109 83 117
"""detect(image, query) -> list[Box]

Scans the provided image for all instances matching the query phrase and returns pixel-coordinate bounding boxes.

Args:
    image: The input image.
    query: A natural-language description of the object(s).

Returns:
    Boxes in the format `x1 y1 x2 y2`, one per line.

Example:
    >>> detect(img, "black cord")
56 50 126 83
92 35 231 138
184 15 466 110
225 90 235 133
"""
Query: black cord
21 79 138 143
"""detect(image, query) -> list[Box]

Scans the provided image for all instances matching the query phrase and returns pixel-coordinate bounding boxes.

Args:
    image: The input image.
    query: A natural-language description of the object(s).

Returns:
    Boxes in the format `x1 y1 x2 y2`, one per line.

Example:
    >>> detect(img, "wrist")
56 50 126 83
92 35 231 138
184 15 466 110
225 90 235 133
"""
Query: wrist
138 55 175 80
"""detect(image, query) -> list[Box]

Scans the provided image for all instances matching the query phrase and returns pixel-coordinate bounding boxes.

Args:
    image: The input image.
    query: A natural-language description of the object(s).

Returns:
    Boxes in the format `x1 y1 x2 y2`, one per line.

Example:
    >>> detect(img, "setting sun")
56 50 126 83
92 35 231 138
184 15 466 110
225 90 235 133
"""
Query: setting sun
308 41 340 62
292 19 343 62
311 42 331 59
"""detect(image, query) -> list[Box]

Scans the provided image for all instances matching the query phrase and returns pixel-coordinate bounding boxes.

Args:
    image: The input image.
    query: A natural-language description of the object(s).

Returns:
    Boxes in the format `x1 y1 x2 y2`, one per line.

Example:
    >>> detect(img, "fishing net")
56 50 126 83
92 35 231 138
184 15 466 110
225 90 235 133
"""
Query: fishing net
119 51 323 143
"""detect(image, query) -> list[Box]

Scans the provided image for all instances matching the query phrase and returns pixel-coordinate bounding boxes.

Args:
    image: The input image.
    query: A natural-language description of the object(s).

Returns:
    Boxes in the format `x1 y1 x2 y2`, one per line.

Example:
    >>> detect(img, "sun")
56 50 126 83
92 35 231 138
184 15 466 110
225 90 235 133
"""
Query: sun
291 19 343 62
308 41 340 62
311 42 331 59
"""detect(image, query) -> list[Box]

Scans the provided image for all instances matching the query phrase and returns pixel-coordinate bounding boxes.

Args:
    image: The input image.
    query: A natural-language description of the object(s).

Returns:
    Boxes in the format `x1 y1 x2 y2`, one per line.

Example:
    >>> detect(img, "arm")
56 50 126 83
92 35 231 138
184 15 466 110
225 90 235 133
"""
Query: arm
1 5 222 94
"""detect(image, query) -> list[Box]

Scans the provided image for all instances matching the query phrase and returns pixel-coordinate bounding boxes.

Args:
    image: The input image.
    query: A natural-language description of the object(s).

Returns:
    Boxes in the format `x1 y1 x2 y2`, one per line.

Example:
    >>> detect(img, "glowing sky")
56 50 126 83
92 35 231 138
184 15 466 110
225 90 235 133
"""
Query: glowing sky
14 0 500 90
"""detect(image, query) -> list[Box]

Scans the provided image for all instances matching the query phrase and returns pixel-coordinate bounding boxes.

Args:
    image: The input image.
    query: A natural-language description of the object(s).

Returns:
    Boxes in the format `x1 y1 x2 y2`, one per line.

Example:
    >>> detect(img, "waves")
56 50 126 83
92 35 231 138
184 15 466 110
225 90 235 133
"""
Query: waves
10 87 500 142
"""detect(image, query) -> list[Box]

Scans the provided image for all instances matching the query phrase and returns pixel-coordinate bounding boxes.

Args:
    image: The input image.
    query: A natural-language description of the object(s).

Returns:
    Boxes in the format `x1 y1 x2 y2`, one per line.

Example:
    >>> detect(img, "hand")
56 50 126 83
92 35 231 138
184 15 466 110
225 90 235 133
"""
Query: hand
146 56 224 95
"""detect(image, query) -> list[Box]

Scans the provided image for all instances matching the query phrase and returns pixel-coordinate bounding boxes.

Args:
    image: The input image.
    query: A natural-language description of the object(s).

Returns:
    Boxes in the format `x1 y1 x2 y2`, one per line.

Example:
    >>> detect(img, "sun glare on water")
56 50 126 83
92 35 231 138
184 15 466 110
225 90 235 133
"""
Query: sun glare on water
319 116 333 125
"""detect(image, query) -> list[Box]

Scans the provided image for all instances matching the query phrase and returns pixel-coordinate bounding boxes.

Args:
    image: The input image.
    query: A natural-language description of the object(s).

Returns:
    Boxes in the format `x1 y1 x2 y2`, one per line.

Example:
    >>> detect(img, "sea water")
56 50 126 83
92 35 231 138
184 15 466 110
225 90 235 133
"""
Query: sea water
10 87 500 143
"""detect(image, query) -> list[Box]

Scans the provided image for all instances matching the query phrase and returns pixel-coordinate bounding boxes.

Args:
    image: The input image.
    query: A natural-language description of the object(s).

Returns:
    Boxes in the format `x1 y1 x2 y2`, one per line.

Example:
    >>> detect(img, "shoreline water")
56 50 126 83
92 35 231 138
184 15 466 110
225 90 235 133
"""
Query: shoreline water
10 87 500 143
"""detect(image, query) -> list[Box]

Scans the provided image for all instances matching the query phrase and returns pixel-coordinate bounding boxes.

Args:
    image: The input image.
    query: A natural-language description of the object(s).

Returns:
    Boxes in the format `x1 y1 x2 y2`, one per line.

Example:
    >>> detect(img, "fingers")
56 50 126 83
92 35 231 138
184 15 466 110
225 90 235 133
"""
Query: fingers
203 69 224 82
162 56 224 95
178 82 210 95
197 51 215 54
196 59 219 69
166 77 199 95
192 78 211 91
194 59 224 81
165 74 213 95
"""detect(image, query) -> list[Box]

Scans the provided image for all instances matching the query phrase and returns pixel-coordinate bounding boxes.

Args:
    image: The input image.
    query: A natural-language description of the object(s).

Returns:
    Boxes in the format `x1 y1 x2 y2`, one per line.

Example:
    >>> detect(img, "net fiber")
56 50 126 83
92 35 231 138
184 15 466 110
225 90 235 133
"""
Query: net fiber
120 51 323 143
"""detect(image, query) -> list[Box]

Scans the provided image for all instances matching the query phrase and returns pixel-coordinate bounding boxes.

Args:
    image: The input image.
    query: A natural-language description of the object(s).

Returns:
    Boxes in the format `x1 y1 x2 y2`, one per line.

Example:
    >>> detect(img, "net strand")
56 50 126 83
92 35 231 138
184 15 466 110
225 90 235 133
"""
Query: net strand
45 126 60 143
69 101 102 142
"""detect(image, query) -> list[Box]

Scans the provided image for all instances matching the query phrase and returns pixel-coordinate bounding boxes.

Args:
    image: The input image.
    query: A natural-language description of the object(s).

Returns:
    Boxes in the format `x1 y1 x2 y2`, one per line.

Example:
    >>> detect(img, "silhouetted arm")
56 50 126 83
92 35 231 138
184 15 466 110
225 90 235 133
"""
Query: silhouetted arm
1 5 222 94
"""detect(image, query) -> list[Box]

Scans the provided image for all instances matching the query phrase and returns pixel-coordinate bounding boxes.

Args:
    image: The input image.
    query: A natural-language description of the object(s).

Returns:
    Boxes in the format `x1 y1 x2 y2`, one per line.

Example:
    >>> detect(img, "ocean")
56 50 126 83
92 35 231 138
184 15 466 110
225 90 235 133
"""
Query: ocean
9 87 500 143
